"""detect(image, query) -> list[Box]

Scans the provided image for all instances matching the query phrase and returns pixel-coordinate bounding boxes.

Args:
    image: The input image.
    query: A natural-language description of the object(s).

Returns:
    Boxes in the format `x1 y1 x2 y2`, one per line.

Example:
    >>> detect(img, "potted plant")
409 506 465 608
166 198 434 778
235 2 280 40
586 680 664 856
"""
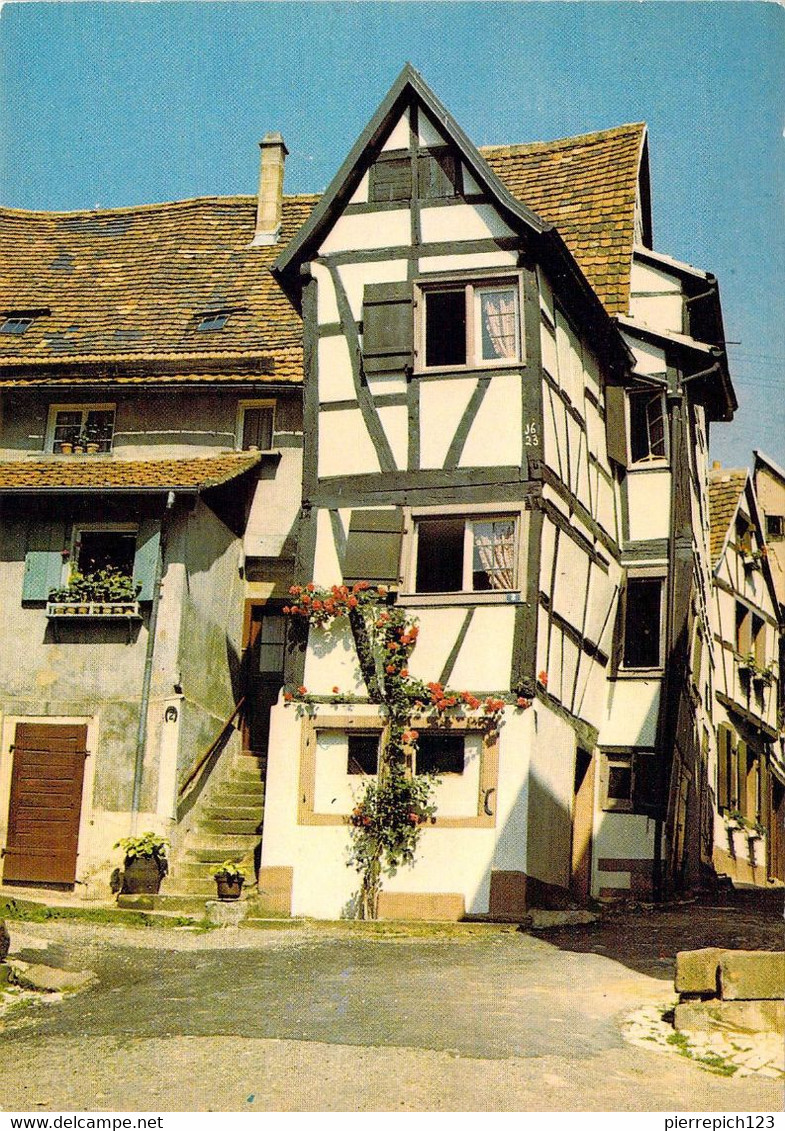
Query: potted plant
115 831 169 895
211 860 246 901
724 808 745 832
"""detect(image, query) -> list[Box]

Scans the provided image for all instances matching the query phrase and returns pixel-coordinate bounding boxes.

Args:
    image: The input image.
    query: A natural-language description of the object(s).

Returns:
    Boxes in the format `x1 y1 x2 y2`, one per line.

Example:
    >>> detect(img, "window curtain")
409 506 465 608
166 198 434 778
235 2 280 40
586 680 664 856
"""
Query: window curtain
480 291 517 360
473 521 515 589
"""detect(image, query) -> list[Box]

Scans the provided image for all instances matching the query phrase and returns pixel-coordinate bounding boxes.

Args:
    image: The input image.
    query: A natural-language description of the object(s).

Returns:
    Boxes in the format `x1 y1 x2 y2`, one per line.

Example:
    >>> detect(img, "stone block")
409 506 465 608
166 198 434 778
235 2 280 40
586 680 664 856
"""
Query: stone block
719 951 785 1001
674 948 723 994
7 959 97 994
205 900 248 927
674 999 785 1036
256 866 293 915
377 891 465 921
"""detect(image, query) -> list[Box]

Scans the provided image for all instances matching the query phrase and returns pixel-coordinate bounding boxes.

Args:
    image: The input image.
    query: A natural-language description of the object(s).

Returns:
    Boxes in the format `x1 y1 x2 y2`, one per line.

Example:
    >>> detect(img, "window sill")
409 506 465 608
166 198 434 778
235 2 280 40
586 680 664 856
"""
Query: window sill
414 360 525 379
626 460 670 473
46 601 141 619
614 667 664 679
398 590 524 608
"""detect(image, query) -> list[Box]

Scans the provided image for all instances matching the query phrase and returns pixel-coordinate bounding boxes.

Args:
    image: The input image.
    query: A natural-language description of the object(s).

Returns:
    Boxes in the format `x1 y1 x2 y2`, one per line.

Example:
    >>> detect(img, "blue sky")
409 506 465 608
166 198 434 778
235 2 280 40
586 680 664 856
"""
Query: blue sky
1 1 782 467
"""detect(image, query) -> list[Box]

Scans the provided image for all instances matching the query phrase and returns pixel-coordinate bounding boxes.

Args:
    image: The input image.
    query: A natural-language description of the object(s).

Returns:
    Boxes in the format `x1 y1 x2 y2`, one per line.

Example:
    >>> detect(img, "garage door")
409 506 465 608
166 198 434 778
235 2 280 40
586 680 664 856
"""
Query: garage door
3 723 88 885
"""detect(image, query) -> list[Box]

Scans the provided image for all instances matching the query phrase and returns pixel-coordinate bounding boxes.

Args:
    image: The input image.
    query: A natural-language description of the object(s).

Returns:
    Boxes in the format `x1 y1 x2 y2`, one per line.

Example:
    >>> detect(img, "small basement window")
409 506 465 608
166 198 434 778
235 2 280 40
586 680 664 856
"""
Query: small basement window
414 515 517 594
766 514 784 541
602 753 633 811
416 733 465 776
347 734 380 776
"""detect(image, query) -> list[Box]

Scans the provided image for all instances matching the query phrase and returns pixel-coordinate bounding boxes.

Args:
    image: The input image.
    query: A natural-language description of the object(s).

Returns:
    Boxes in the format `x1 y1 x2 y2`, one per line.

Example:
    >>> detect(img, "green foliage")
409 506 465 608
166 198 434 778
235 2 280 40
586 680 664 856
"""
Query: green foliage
211 860 245 880
114 831 169 861
49 566 141 604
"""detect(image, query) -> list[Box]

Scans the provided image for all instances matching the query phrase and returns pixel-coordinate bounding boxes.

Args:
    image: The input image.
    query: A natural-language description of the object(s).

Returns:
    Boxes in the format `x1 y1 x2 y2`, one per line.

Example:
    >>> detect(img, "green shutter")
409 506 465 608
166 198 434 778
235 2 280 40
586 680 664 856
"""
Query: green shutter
343 509 404 586
737 740 748 817
362 282 414 377
717 725 731 810
605 385 628 467
22 521 65 602
133 519 161 602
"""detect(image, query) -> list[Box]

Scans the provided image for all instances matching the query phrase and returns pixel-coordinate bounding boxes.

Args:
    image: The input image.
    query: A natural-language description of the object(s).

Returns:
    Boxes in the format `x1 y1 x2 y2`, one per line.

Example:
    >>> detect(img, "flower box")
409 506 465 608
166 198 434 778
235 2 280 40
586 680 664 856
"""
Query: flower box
46 600 141 619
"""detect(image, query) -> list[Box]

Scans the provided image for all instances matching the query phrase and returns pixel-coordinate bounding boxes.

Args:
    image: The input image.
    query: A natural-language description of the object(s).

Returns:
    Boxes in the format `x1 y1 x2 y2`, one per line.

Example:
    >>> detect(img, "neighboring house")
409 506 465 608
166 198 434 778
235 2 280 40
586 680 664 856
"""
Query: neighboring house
708 465 784 886
258 65 736 918
754 451 785 617
0 141 314 894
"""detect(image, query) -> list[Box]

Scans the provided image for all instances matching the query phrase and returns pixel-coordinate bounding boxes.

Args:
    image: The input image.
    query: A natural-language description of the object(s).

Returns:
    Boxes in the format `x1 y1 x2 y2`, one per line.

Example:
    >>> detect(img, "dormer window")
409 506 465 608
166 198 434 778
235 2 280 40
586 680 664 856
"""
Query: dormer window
1 315 34 335
197 311 231 332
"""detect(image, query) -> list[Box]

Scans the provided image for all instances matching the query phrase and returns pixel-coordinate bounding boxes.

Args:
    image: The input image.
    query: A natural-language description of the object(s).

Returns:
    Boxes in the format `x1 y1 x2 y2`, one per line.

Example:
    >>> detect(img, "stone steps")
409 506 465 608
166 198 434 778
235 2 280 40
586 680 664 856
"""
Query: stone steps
165 750 267 897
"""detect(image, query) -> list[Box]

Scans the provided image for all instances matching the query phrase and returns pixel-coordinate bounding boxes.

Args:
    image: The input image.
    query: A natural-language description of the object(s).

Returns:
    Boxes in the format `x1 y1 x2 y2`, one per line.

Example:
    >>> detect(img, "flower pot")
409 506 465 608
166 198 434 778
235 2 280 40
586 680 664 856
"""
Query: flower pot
215 875 245 901
86 443 100 454
60 443 73 455
121 855 166 895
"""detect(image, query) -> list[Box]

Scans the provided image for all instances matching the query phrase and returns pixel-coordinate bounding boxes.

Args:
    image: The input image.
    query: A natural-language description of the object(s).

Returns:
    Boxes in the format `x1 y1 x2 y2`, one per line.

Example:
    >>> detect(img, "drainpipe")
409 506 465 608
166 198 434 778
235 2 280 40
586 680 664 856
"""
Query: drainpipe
130 490 176 833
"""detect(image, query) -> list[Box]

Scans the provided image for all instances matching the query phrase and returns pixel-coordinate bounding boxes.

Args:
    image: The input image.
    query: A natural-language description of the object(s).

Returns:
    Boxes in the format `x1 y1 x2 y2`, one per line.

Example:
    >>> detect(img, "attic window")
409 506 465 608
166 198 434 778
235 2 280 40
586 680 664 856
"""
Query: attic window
1 316 35 335
197 311 231 332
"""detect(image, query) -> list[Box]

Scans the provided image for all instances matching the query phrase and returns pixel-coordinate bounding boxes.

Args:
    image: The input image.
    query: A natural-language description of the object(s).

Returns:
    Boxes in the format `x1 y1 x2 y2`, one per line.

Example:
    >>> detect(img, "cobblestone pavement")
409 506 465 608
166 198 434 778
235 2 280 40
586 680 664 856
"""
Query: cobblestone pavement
0 895 782 1112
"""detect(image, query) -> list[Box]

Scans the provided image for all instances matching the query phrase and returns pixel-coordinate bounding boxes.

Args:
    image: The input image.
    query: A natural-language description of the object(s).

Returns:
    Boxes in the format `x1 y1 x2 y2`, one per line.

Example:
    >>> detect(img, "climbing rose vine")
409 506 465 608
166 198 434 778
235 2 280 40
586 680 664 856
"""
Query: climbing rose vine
283 582 532 919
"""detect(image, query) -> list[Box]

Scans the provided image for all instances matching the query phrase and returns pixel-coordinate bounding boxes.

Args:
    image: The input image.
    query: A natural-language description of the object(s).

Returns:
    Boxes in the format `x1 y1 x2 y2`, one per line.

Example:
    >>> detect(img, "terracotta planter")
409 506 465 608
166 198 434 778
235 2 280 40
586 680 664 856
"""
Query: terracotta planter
215 875 245 901
121 855 166 895
60 443 73 455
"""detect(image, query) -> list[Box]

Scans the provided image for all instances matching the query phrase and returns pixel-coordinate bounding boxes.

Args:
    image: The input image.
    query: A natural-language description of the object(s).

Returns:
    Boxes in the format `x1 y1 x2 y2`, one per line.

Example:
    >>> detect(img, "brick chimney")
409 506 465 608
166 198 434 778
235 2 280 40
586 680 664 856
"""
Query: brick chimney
251 132 288 246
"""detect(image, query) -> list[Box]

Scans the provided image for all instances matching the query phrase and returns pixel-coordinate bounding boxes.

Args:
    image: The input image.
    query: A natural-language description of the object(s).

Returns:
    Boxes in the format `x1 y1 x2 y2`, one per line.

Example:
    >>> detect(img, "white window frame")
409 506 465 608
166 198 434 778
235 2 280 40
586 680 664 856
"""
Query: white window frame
400 502 526 606
69 522 138 582
235 399 276 452
601 750 634 812
626 389 669 467
414 273 524 373
46 403 116 454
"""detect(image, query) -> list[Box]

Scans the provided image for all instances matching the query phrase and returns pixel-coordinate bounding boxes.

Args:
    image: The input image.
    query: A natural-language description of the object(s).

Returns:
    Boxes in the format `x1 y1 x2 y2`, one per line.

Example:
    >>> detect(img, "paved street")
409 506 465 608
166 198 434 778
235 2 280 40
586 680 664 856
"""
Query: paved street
0 905 782 1112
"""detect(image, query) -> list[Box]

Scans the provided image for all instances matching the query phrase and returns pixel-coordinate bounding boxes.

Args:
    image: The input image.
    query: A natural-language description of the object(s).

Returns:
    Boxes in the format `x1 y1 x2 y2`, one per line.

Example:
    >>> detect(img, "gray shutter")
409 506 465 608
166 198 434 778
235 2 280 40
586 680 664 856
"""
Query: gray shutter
737 739 748 817
133 519 161 602
343 509 404 586
362 282 414 376
605 385 628 467
22 521 65 602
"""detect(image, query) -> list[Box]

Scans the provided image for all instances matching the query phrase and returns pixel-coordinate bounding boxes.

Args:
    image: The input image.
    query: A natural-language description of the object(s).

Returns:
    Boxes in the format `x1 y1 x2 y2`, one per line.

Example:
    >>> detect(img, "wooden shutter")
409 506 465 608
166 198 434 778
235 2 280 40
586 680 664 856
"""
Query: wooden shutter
22 520 65 601
605 385 628 467
737 739 748 817
343 509 404 585
369 156 412 203
133 519 161 601
362 282 414 376
717 725 731 810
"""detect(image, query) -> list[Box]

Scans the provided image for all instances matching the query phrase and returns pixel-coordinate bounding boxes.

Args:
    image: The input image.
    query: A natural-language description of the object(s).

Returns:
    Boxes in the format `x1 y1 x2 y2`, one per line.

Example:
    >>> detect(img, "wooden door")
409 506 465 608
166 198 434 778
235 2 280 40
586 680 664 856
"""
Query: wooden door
569 748 595 903
3 723 88 885
241 604 286 755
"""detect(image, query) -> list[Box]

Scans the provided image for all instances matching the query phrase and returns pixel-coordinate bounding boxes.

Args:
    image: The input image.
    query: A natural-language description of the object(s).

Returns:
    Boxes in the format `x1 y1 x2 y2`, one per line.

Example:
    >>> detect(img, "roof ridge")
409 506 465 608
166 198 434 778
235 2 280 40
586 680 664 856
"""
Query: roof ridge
0 193 319 220
480 122 646 157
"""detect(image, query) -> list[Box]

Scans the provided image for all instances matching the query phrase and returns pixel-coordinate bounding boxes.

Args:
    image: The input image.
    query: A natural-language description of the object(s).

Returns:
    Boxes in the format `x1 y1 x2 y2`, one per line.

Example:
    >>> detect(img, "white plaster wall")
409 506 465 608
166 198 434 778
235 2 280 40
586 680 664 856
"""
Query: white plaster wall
348 171 369 205
317 336 356 402
419 377 476 469
599 680 661 746
593 811 656 893
377 405 408 470
418 250 518 275
541 320 558 381
625 337 667 376
552 532 590 628
526 706 575 888
338 259 409 322
629 260 683 334
420 203 515 244
312 507 344 586
418 110 447 147
318 409 381 477
303 620 367 697
319 210 411 255
626 470 671 540
382 110 409 150
261 701 535 917
244 449 302 557
447 605 516 691
313 262 339 324
404 606 472 684
459 372 522 469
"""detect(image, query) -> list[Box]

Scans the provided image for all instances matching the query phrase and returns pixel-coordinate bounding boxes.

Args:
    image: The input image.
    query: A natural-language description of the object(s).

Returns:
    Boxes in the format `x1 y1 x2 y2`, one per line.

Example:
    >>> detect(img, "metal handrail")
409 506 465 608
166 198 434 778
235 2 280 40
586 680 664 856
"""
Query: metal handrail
177 696 246 808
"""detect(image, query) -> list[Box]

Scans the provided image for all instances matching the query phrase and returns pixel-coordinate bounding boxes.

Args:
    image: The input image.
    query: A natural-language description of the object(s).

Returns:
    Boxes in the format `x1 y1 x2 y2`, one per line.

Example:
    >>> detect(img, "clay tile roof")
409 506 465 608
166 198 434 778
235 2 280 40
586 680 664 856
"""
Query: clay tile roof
481 123 646 315
0 194 317 379
0 453 260 492
708 466 749 564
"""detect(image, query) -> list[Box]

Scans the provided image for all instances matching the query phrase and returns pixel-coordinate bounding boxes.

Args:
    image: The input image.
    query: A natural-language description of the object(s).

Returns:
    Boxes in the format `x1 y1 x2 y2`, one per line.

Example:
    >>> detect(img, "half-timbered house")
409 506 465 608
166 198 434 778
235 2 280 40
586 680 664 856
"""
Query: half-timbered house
708 464 784 886
259 65 736 917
